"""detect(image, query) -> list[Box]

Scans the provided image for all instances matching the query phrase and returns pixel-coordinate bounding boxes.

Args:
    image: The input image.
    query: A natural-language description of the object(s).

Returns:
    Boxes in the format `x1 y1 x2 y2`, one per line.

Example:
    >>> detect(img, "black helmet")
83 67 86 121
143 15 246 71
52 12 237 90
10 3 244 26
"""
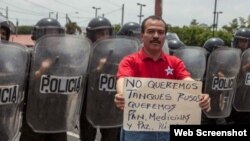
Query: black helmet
203 37 225 53
86 17 113 42
31 17 65 41
0 18 15 41
117 22 141 38
232 28 250 50
168 39 185 55
166 32 180 41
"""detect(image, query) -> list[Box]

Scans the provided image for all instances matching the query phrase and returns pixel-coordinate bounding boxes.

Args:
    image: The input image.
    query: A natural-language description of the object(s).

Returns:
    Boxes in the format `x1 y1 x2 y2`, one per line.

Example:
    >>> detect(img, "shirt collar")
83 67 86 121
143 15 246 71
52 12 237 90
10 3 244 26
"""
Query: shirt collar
139 47 166 61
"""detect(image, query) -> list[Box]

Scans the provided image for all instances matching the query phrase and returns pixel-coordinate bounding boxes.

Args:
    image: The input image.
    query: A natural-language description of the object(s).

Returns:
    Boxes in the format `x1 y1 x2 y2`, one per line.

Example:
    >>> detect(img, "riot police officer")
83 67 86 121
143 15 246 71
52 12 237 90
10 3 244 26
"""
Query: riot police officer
232 28 250 51
201 37 227 125
168 39 184 55
0 18 15 41
117 22 141 39
86 16 113 43
80 17 121 141
20 17 68 141
29 17 65 78
203 37 225 53
227 28 250 124
0 18 29 141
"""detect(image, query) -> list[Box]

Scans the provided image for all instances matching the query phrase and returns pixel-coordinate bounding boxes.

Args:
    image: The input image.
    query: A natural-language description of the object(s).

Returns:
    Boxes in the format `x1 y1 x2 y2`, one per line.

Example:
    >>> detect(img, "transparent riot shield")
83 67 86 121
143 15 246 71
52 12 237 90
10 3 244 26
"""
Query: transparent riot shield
163 38 169 54
26 35 91 133
0 41 29 141
86 37 139 128
174 46 208 81
233 48 250 111
204 47 241 118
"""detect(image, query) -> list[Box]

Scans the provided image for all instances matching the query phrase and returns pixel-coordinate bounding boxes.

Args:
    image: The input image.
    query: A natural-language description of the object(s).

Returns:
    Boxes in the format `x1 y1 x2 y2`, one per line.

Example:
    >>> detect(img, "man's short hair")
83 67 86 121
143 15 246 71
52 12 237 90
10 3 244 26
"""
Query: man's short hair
141 15 168 34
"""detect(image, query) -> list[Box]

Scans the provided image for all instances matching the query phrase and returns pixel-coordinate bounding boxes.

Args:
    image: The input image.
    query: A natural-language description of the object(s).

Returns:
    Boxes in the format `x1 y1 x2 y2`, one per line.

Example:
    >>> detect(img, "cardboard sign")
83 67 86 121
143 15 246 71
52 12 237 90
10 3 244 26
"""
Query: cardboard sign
123 77 202 132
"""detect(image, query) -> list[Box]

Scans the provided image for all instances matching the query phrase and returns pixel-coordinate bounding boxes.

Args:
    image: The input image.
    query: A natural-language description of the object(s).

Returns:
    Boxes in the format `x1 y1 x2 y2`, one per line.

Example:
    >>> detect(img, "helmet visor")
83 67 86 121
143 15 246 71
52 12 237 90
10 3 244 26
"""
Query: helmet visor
32 27 64 40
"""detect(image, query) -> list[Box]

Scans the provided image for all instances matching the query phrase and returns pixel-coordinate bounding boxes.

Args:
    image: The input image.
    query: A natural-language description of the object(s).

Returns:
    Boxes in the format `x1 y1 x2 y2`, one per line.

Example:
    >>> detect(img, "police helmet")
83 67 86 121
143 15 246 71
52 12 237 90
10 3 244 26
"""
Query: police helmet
0 19 15 41
31 17 65 41
168 39 185 55
232 28 250 49
117 22 141 38
203 37 225 53
166 32 180 41
86 17 113 42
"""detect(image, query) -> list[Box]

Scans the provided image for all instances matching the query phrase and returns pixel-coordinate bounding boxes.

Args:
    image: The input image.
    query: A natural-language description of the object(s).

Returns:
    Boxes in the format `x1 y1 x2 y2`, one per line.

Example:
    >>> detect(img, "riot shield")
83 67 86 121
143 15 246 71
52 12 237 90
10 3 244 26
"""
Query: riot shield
233 48 250 111
204 47 241 118
86 36 139 128
26 35 91 133
163 38 169 54
173 46 208 81
0 42 29 141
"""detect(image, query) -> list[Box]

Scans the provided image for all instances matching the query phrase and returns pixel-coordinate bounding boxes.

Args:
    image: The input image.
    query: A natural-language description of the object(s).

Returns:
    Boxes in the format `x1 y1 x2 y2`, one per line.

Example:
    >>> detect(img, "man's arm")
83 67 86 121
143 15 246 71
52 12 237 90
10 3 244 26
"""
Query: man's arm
114 77 125 111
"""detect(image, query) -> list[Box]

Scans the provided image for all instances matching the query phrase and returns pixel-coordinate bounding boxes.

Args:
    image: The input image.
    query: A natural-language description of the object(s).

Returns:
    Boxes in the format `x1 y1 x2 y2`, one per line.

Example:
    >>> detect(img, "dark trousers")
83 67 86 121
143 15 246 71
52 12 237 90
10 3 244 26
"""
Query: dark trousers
20 121 67 141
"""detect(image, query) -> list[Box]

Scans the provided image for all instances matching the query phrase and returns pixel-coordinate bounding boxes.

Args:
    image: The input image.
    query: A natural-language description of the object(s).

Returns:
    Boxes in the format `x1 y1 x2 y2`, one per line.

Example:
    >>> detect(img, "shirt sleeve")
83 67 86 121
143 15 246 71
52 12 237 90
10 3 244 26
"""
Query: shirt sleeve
117 55 136 78
174 57 191 80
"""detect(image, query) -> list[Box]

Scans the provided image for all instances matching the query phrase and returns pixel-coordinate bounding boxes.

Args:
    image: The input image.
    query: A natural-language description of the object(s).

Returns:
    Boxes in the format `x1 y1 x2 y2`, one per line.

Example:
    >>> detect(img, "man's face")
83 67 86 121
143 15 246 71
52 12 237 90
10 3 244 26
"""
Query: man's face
237 38 249 51
0 27 8 41
141 19 166 53
95 28 110 41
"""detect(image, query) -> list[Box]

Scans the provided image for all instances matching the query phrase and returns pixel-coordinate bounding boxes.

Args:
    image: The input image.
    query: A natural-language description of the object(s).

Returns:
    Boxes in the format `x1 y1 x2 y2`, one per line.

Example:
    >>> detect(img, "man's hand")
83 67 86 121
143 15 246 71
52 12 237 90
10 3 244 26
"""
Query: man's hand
114 93 125 111
183 77 211 112
35 58 55 79
199 94 211 112
115 78 125 111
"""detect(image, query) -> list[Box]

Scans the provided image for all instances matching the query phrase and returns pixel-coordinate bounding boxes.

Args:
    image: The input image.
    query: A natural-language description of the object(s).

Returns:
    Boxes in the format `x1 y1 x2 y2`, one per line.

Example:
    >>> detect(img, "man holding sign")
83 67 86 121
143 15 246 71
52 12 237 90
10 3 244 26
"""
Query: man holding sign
114 15 211 141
